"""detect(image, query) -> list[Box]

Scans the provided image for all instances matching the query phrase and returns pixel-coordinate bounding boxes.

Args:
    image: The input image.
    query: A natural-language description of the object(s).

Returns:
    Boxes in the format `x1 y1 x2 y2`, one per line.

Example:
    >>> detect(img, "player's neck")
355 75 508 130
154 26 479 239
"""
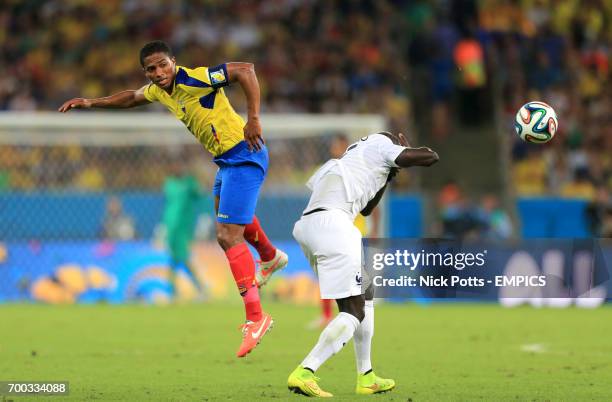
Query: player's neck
163 80 175 95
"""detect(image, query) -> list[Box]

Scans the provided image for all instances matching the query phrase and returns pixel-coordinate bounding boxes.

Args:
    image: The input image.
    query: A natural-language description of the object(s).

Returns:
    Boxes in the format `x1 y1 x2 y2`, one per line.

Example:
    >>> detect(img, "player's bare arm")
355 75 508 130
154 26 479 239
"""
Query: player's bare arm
226 62 263 151
381 130 438 166
361 184 388 217
360 164 402 217
395 146 439 168
58 86 150 112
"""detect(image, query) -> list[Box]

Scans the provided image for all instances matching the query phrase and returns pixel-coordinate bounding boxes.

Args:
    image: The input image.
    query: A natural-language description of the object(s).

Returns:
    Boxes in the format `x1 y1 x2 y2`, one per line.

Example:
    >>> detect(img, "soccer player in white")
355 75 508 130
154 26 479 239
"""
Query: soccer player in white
287 132 439 397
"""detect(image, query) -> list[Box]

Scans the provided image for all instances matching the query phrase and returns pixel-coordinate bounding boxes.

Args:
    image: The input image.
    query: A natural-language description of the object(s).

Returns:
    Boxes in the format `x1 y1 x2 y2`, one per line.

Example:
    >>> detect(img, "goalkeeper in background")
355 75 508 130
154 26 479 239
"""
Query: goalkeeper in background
163 156 202 299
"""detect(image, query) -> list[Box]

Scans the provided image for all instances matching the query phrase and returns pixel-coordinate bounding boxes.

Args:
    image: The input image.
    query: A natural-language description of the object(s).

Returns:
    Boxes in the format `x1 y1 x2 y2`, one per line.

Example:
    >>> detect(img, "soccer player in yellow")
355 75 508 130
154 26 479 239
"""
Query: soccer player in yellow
59 41 288 358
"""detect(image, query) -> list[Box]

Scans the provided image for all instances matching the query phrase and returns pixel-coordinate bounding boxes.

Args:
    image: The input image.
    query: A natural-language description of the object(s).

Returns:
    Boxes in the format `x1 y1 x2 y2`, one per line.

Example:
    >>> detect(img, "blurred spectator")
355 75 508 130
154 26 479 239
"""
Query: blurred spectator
586 186 612 237
453 32 487 125
437 181 484 239
101 196 136 240
561 167 596 201
437 179 461 206
476 194 513 240
512 149 547 195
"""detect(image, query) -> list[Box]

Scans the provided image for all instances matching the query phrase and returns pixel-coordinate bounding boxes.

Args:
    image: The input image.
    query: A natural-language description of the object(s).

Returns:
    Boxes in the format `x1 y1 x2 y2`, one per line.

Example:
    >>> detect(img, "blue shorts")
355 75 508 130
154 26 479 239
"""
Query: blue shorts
212 141 268 224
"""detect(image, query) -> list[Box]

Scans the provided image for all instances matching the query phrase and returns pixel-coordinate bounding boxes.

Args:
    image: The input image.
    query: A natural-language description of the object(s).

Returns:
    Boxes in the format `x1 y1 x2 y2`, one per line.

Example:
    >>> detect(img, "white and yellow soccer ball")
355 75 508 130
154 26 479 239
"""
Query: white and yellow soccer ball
514 101 558 143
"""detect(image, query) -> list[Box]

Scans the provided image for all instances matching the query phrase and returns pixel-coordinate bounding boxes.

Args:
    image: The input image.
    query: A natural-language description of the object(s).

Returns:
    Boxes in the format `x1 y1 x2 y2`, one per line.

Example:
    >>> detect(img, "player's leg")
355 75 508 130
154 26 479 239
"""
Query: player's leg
353 284 395 394
288 212 362 396
243 215 275 261
215 164 272 357
288 294 363 397
216 221 263 322
245 215 289 287
302 294 364 370
216 175 261 322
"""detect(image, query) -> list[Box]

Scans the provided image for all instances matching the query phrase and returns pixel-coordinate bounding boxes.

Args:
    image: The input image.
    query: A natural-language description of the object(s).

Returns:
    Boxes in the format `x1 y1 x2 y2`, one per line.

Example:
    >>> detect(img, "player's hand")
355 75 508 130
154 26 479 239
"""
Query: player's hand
58 98 92 113
244 117 264 151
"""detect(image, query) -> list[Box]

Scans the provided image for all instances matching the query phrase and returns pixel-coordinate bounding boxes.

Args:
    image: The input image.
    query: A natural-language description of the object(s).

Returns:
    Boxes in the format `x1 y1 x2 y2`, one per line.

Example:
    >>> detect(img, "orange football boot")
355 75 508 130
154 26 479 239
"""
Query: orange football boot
236 312 273 357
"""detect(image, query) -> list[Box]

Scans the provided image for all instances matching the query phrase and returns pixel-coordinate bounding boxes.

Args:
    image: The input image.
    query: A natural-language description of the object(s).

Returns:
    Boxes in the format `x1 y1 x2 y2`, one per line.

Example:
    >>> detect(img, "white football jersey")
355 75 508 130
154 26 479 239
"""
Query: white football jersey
305 133 405 219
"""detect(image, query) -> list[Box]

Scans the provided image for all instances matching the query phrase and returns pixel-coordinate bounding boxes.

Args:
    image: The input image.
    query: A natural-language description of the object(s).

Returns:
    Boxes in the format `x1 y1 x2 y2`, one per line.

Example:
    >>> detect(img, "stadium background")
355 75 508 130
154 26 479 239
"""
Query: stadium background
0 0 609 304
1 1 612 401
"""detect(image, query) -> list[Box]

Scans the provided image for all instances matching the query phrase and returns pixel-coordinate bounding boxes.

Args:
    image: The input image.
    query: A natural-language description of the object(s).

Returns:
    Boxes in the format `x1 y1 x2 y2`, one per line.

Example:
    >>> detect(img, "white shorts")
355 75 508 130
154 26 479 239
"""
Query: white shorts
293 209 363 299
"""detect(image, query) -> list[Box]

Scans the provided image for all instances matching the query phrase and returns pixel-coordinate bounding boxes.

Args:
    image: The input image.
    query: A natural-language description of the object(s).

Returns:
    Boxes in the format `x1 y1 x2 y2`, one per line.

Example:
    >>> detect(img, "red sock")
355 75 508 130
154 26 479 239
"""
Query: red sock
225 243 262 322
322 299 333 320
243 215 276 262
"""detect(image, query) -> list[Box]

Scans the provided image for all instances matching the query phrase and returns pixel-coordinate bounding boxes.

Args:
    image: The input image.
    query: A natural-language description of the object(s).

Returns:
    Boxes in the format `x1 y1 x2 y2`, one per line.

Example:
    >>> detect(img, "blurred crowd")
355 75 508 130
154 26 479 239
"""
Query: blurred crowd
1 0 414 192
1 0 611 237
0 137 338 192
492 1 612 205
399 0 612 237
0 144 212 191
435 180 514 240
492 0 612 236
0 0 411 131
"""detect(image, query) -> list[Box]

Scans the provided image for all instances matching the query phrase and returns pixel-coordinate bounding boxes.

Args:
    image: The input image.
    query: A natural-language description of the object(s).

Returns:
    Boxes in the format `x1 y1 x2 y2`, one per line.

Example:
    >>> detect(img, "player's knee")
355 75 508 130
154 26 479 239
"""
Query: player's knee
216 225 243 251
337 295 365 322
216 232 236 250
351 305 365 322
216 230 229 250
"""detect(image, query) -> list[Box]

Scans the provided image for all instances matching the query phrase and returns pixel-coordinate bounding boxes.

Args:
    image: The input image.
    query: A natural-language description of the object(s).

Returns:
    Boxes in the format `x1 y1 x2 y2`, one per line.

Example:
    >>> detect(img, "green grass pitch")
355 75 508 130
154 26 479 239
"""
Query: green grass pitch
1 302 611 401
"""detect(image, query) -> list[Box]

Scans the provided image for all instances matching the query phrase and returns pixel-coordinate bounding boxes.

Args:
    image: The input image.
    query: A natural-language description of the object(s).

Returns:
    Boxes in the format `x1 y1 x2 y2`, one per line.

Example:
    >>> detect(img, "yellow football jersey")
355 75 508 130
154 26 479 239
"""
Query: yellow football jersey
143 64 245 157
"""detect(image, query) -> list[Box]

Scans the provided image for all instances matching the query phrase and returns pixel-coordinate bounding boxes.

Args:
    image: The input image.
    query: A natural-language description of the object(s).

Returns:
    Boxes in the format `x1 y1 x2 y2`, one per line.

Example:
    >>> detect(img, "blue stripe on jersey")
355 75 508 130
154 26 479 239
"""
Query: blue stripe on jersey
199 91 217 109
175 68 211 88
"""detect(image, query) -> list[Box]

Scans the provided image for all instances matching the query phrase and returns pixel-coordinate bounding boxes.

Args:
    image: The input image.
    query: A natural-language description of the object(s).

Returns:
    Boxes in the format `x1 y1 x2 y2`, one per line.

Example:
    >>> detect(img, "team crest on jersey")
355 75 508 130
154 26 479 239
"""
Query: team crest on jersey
209 69 227 85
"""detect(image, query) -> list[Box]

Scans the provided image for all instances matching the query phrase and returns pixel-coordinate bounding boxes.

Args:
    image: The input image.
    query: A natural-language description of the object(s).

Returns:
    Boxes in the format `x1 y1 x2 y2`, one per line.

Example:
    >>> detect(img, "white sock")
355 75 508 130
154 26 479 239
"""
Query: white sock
353 300 374 374
302 312 359 372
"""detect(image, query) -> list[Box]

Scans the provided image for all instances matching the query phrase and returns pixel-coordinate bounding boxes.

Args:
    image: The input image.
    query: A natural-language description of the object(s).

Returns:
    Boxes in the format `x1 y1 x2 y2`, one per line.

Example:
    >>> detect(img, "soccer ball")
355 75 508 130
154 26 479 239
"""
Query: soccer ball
514 101 558 143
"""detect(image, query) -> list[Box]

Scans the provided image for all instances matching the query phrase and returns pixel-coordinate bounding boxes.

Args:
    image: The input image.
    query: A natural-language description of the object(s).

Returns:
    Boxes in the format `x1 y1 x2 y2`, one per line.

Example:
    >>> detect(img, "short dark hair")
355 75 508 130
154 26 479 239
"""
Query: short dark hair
139 41 173 66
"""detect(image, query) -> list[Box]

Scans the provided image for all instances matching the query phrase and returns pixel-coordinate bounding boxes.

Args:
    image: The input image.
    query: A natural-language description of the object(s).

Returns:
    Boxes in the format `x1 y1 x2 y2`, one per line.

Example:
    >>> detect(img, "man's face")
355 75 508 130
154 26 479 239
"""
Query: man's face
143 53 176 90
